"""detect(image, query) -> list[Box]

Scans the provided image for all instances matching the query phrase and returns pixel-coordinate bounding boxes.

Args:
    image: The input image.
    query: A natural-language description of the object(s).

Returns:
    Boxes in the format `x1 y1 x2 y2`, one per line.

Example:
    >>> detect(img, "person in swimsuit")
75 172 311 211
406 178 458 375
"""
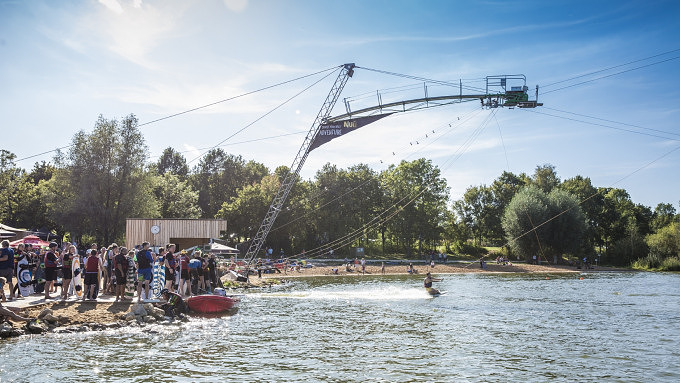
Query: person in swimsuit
424 272 442 295
60 245 76 301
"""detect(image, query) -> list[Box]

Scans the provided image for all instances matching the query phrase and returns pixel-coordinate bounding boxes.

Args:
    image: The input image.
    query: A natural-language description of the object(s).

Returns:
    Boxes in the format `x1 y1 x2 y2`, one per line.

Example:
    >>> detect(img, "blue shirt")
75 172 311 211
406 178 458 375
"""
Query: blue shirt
0 248 14 269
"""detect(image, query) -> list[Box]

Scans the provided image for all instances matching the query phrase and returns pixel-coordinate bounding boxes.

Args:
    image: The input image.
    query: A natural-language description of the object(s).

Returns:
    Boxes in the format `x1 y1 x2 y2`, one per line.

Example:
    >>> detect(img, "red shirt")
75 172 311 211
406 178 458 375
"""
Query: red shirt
85 255 99 272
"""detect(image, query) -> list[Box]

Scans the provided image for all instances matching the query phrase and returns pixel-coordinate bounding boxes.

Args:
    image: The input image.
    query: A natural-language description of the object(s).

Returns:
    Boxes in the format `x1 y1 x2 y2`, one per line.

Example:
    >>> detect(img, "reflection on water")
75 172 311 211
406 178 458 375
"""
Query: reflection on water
2 272 679 382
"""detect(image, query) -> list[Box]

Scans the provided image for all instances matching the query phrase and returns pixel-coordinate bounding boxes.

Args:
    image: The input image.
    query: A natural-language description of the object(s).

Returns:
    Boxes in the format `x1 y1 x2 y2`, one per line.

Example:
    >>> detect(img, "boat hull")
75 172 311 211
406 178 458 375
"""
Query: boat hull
186 295 240 313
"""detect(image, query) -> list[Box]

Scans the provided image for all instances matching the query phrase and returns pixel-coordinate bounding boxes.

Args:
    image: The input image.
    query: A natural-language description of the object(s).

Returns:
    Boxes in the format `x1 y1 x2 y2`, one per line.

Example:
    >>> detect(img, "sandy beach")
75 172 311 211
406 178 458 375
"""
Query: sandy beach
258 261 620 278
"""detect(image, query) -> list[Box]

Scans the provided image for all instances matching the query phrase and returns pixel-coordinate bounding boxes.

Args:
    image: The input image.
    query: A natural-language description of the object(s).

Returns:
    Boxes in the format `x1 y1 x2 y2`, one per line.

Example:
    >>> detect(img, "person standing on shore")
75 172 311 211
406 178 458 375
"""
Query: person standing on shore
106 244 118 294
114 247 128 301
0 240 15 301
207 253 217 292
11 243 27 298
361 258 366 274
83 249 103 301
135 242 154 302
381 262 385 275
164 244 176 292
44 242 59 300
178 250 190 296
60 245 75 301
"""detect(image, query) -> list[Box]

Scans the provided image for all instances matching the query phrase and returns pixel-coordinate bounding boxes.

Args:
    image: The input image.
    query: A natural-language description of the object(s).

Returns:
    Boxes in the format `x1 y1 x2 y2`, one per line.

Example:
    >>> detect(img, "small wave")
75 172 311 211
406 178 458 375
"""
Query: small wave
256 286 432 301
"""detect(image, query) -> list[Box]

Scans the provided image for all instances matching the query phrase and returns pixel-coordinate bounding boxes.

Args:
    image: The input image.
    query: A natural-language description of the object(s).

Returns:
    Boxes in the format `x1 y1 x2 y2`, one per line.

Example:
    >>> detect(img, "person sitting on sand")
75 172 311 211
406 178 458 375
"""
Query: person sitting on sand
407 263 417 274
0 277 31 321
0 276 6 302
159 288 188 318
0 303 31 323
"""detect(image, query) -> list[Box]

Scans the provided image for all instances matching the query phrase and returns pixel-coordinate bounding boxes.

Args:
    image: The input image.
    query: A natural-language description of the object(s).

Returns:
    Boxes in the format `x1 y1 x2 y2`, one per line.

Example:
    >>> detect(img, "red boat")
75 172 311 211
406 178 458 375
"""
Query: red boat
186 295 240 314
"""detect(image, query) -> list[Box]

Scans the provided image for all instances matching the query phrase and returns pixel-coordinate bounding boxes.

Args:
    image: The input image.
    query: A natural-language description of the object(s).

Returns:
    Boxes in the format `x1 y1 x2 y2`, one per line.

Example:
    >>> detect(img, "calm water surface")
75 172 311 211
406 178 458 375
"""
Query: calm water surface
1 272 679 382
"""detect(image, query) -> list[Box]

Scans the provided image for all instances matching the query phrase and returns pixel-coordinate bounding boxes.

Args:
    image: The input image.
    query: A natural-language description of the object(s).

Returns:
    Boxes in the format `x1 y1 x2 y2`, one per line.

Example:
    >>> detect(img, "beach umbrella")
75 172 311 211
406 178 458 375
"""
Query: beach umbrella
9 235 51 248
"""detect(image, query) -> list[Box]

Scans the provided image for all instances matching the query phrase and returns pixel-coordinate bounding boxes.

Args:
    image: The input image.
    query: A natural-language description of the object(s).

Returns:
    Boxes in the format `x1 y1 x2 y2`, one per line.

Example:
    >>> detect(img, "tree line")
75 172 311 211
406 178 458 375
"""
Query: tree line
1 114 678 267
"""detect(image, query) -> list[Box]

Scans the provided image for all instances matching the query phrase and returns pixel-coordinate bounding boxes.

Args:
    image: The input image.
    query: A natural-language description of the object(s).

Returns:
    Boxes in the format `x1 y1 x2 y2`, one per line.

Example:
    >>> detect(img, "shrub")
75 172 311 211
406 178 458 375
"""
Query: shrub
661 256 680 271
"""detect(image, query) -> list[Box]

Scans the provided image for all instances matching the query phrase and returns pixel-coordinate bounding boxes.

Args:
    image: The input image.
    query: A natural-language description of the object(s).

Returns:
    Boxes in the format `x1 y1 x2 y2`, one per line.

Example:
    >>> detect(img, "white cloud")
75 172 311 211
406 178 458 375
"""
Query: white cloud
182 143 202 162
223 0 248 12
90 0 188 68
98 0 124 14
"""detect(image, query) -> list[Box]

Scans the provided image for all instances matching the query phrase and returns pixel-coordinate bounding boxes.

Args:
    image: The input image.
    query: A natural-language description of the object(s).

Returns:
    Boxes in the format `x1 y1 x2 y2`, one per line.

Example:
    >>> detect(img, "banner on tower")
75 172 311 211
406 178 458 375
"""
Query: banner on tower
309 113 392 152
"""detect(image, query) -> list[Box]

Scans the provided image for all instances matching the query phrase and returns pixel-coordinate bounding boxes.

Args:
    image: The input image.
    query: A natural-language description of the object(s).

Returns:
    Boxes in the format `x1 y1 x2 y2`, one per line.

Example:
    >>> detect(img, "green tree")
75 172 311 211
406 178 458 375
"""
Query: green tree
0 150 23 225
596 188 653 264
381 159 449 256
192 149 268 218
502 185 550 261
560 175 602 254
152 173 201 218
156 147 189 179
530 164 560 193
45 114 157 244
216 173 281 246
502 185 586 262
312 163 383 254
646 221 680 258
453 185 494 246
545 188 587 261
487 171 528 242
650 203 677 232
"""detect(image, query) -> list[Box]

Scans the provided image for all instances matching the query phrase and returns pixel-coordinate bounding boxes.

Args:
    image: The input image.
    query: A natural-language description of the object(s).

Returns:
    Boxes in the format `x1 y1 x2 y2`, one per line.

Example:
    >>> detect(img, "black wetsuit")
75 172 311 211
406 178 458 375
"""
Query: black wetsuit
161 292 189 317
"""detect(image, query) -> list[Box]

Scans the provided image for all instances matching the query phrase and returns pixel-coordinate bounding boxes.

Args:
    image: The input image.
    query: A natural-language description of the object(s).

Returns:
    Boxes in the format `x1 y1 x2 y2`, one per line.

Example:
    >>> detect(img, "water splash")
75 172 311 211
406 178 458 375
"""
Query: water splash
256 286 432 301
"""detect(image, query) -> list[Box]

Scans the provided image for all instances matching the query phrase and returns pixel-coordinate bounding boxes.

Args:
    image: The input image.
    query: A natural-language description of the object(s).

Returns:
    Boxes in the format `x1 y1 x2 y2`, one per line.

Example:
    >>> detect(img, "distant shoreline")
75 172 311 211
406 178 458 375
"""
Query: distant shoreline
257 262 632 280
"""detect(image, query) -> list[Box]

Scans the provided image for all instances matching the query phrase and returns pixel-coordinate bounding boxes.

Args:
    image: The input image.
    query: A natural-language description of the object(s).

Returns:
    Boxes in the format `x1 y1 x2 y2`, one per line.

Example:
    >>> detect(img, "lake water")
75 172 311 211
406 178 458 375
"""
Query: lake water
1 272 679 382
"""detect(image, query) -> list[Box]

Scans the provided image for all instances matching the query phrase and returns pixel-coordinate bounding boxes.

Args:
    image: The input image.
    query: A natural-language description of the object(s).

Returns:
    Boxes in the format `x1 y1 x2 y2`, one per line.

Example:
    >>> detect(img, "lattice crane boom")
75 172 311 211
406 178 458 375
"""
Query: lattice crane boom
243 63 356 264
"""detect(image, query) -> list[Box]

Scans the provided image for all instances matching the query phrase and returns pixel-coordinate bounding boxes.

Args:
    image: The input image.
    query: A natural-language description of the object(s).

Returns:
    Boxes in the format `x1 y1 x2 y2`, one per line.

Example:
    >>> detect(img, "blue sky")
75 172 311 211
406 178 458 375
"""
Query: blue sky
1 0 679 209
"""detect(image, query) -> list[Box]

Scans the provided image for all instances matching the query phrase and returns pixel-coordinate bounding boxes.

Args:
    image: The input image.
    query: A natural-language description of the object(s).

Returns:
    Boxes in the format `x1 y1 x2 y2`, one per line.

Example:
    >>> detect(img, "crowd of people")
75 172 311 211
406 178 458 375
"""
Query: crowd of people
0 239 221 304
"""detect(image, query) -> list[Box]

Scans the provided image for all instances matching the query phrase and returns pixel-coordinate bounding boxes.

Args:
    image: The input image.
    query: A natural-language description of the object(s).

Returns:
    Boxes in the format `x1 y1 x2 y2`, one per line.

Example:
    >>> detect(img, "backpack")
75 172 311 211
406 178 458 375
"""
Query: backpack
137 250 151 269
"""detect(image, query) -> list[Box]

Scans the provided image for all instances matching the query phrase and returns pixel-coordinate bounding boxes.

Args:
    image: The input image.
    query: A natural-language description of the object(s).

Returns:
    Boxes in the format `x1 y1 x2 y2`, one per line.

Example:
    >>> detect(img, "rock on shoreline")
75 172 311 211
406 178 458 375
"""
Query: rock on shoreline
1 302 182 339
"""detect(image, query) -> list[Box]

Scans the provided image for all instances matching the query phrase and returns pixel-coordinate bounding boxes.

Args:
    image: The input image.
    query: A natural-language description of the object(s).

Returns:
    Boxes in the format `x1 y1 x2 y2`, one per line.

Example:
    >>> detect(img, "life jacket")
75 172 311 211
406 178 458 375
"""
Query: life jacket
114 253 128 273
137 250 152 269
44 251 58 268
86 255 99 272
166 253 176 269
62 253 73 269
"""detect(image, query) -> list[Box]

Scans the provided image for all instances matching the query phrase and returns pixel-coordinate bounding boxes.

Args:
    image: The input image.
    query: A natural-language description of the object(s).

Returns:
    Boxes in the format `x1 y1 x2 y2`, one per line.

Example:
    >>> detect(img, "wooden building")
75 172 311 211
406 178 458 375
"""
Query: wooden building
125 218 228 251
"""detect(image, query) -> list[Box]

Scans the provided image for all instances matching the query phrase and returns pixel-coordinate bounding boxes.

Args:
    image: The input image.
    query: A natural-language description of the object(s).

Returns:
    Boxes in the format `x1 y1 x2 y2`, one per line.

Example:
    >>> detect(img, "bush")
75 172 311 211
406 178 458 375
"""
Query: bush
632 254 680 271
450 240 488 257
661 256 680 271
632 254 663 269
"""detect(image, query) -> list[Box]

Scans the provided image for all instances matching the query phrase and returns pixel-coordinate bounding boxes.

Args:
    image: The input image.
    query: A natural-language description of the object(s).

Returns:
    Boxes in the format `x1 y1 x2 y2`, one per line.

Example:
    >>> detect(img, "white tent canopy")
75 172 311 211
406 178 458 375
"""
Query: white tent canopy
209 242 240 254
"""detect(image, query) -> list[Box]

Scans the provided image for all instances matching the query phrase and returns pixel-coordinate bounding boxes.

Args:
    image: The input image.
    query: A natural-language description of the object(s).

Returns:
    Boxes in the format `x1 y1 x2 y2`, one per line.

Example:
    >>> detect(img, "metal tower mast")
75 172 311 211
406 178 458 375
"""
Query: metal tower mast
244 63 356 264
